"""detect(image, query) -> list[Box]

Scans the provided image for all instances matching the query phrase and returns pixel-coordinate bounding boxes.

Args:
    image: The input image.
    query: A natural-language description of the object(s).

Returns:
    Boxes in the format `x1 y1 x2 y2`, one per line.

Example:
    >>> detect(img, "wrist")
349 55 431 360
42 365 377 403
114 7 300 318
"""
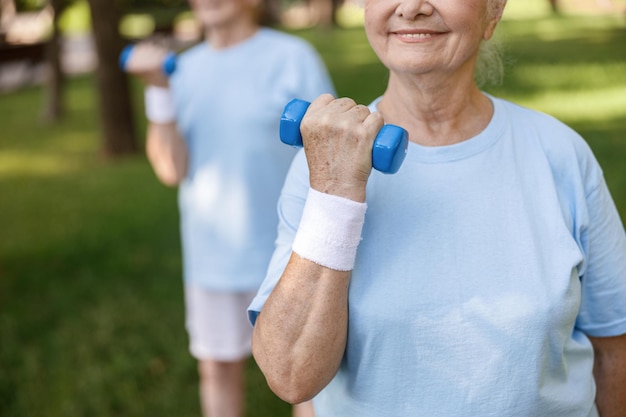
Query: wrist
309 180 367 203
292 188 367 271
144 86 175 123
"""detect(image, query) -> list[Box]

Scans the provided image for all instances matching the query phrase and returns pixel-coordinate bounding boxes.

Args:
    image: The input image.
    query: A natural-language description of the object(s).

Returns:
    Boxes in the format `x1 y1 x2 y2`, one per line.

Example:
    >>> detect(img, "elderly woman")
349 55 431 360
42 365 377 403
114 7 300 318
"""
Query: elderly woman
123 0 334 416
248 0 626 416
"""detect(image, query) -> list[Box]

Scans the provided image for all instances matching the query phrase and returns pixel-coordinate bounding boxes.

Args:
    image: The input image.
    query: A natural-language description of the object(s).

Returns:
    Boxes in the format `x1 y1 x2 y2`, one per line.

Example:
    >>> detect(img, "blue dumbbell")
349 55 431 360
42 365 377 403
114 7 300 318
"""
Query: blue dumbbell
280 99 408 174
119 44 177 76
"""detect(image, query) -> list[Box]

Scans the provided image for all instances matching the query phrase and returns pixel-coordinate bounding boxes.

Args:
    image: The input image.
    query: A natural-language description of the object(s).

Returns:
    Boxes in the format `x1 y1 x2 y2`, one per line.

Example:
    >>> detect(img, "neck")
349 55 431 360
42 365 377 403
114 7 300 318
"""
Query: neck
378 69 493 147
204 18 259 50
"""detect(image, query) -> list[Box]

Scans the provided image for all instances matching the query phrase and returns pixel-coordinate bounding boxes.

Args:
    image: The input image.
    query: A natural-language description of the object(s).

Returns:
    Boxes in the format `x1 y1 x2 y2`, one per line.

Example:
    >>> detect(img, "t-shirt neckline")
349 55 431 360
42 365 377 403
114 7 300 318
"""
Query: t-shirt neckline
369 94 506 164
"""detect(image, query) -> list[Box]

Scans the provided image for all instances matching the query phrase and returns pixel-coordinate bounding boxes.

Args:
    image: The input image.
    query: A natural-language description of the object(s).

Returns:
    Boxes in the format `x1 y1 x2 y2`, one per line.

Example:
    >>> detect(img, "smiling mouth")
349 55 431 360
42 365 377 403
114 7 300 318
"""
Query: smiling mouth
396 33 434 39
392 28 445 40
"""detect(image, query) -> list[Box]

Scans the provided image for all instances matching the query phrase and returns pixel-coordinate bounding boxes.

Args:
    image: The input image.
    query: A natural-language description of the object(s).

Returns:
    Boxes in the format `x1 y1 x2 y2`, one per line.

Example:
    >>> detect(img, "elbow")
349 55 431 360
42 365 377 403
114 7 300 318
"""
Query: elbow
252 334 322 404
262 370 320 405
152 161 187 186
157 171 183 187
275 389 316 406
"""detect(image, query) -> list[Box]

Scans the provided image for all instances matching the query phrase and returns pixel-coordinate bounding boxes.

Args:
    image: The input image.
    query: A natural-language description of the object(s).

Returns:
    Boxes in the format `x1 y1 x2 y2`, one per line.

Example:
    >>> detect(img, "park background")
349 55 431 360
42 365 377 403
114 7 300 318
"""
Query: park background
1 0 625 416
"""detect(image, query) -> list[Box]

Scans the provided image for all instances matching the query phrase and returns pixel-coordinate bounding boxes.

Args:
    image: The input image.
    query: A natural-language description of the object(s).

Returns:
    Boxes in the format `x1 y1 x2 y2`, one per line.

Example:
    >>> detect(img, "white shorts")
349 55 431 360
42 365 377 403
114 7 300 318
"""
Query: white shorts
184 283 256 362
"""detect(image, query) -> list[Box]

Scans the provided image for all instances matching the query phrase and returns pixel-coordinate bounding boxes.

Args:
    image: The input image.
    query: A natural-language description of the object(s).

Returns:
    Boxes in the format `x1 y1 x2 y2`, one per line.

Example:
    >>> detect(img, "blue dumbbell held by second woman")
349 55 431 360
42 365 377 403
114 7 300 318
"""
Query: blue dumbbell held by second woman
119 44 177 75
280 99 408 174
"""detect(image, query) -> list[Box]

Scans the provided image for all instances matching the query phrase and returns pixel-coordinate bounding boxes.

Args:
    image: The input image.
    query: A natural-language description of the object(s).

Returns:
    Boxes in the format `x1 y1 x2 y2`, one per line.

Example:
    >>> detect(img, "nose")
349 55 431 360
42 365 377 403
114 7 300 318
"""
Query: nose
395 0 434 20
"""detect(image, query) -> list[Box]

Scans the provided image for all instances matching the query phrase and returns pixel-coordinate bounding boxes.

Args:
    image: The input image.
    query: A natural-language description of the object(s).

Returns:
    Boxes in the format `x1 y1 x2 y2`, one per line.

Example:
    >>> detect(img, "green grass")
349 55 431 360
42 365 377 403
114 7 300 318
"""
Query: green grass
2 7 626 417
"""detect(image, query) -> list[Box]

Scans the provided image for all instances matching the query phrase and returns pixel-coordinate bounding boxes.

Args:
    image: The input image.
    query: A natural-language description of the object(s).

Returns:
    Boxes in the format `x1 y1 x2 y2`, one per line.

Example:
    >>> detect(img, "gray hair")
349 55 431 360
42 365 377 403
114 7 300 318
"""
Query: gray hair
475 37 504 87
475 0 507 87
487 0 507 18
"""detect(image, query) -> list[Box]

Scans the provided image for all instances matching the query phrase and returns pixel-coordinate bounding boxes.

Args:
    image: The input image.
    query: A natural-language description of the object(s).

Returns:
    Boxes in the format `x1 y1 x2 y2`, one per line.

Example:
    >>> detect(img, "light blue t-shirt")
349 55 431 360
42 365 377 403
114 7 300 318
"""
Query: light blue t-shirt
169 28 335 291
248 96 626 416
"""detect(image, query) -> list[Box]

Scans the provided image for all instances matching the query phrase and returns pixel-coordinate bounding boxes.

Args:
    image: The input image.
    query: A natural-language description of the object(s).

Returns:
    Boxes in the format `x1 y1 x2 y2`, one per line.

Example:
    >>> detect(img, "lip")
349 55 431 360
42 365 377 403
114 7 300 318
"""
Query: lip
393 28 440 34
391 29 445 42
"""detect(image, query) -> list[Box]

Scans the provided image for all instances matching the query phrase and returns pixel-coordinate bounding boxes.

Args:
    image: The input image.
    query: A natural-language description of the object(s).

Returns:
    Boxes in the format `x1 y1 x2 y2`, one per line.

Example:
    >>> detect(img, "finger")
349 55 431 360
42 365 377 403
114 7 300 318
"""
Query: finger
326 97 358 115
362 111 385 138
346 104 371 122
127 43 168 72
307 93 336 112
125 49 170 87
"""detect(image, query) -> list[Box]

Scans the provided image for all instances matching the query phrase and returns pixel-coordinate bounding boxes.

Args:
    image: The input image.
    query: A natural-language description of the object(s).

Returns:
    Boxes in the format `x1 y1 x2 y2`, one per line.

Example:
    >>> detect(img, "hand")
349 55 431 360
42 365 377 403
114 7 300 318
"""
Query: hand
123 41 171 87
300 94 384 202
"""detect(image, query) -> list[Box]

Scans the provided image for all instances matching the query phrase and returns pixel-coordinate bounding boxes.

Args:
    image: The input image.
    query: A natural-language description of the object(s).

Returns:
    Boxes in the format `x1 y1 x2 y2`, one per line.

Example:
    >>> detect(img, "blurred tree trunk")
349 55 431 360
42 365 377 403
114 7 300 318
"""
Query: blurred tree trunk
308 0 344 28
330 0 343 26
309 0 332 27
86 0 138 156
260 0 281 26
548 0 559 13
42 0 64 122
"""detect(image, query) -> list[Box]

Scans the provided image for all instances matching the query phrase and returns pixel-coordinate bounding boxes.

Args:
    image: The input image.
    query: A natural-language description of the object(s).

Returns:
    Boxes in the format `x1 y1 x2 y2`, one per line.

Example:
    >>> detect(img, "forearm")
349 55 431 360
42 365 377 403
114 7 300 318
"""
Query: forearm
590 334 626 417
254 95 376 403
252 253 350 404
146 122 188 186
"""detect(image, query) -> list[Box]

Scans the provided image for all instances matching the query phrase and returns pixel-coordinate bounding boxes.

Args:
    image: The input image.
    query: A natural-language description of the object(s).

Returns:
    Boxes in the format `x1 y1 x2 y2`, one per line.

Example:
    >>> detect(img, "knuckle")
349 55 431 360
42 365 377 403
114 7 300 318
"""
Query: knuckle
335 97 357 109
354 104 371 119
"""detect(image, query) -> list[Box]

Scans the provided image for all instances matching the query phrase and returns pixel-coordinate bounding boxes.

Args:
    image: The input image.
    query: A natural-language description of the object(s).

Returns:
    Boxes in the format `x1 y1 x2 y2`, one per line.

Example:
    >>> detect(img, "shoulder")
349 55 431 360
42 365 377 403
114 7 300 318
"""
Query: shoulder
252 29 334 98
169 43 210 89
177 42 207 64
258 28 313 47
495 96 604 194
171 43 206 78
496 98 598 167
256 28 321 58
496 97 578 140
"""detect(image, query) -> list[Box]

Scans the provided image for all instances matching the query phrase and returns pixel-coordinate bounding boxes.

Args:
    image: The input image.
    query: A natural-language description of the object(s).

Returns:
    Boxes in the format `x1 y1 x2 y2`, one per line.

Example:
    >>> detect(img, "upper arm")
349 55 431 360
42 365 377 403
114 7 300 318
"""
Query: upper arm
589 333 626 362
588 334 626 417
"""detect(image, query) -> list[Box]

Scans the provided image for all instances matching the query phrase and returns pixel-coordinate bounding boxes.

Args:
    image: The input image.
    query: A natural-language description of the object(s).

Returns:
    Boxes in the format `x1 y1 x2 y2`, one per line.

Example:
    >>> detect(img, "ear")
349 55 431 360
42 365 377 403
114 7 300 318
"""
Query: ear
483 0 507 41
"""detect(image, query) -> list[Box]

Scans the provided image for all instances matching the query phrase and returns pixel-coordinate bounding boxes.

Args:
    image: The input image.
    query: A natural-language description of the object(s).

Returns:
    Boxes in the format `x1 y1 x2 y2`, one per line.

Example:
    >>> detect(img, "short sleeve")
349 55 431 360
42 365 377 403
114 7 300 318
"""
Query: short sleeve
276 36 335 105
248 150 310 325
294 40 336 102
575 175 626 337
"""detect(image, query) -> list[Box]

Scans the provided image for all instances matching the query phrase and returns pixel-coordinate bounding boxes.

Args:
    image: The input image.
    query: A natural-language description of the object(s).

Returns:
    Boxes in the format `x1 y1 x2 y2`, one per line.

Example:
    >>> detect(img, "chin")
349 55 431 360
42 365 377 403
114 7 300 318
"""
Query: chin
195 11 231 27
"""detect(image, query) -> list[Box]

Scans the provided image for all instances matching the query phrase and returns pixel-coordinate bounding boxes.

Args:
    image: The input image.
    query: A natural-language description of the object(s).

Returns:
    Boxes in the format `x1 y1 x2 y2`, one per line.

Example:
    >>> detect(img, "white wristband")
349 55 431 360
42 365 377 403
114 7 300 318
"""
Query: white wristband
144 86 176 123
292 188 367 271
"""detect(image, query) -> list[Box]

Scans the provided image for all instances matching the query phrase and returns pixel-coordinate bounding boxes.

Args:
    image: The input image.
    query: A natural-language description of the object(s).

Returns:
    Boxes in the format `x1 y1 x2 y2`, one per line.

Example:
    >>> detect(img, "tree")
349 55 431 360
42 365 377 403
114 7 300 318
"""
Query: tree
42 0 64 122
3 0 64 122
548 0 559 13
260 0 282 26
305 0 344 28
86 0 138 156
